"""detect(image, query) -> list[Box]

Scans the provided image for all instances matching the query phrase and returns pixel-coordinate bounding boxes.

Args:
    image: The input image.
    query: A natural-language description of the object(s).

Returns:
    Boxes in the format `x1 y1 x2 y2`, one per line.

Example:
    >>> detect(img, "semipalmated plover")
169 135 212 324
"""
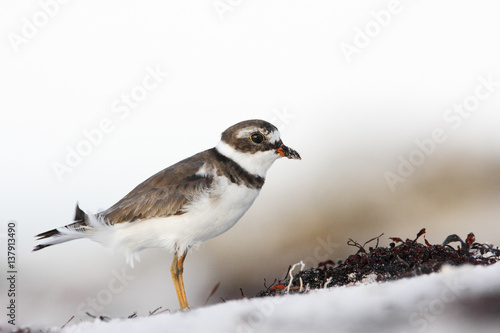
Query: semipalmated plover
34 119 301 309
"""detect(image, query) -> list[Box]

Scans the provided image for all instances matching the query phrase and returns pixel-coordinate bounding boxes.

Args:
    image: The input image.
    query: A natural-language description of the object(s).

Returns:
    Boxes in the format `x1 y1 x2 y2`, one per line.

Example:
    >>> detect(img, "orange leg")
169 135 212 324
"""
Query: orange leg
170 250 189 309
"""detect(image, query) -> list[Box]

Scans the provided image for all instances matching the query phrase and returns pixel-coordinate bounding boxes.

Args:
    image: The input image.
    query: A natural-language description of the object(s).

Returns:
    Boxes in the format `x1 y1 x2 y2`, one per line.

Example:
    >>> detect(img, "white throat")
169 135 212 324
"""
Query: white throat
215 140 280 178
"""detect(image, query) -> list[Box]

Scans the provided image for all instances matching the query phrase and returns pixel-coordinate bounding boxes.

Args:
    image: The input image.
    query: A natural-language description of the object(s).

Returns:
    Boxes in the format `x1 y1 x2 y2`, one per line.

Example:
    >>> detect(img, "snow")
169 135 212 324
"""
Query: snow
47 263 500 333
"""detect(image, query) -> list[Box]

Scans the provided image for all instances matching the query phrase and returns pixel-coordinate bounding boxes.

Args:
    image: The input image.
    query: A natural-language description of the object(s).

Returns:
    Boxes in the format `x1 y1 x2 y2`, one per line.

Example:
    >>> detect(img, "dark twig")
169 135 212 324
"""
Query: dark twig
413 228 426 243
205 281 221 304
263 278 277 291
149 306 170 316
283 265 292 280
86 312 111 322
363 233 384 249
150 307 170 316
347 238 366 253
61 315 75 329
149 307 163 315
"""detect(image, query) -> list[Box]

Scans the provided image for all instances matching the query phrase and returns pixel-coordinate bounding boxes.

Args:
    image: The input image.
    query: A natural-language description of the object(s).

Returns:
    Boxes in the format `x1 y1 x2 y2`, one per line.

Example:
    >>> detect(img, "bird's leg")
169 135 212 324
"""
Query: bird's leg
170 250 189 309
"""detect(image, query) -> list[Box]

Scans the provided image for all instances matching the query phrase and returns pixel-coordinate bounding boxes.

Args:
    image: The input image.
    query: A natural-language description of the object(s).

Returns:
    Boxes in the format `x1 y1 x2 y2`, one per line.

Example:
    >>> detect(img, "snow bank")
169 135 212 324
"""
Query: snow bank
53 263 500 333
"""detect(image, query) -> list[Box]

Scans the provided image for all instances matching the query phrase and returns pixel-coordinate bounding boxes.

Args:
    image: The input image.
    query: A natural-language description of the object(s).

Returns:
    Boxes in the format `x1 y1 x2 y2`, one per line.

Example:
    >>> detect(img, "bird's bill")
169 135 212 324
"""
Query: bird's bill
276 145 301 160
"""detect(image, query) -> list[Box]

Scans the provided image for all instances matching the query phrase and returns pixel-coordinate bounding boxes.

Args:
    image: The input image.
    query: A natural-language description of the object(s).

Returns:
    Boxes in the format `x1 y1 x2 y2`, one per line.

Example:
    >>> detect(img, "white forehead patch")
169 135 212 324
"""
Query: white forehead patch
267 130 281 144
235 127 281 144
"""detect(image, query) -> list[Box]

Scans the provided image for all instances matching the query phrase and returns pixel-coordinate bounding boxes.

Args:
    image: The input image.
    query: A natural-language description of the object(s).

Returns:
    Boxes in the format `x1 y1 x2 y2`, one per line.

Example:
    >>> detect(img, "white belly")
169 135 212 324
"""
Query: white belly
101 177 260 263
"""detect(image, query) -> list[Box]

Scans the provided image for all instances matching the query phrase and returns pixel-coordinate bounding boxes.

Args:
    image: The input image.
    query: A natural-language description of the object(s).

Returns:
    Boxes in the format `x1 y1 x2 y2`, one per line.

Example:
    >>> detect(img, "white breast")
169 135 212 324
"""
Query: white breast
100 175 260 265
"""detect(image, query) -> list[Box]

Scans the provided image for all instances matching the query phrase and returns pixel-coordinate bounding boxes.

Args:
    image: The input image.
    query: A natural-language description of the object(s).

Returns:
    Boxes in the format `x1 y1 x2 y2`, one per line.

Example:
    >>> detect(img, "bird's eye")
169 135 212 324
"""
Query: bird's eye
250 133 264 144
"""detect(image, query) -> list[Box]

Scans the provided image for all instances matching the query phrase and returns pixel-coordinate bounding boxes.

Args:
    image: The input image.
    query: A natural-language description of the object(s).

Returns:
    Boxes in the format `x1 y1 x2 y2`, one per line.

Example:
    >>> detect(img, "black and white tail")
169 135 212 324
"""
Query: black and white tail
33 204 93 251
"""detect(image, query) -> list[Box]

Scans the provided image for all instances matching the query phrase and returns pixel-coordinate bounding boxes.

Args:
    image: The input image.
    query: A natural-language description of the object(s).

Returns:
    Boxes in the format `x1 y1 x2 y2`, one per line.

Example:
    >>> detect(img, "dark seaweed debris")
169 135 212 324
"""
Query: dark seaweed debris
257 229 500 297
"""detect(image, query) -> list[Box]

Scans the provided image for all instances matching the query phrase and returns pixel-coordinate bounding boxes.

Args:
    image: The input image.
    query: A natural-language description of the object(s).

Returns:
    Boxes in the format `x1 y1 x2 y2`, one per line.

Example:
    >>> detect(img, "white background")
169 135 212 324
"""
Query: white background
1 0 500 328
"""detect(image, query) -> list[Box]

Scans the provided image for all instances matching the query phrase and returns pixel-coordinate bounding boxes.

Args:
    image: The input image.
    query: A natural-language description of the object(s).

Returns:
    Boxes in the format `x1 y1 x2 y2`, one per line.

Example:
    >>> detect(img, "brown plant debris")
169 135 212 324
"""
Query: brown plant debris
257 229 500 297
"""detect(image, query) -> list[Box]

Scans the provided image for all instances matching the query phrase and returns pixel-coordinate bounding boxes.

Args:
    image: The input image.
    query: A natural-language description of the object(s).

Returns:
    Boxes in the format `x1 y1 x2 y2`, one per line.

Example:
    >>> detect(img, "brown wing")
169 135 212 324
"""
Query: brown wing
101 150 214 224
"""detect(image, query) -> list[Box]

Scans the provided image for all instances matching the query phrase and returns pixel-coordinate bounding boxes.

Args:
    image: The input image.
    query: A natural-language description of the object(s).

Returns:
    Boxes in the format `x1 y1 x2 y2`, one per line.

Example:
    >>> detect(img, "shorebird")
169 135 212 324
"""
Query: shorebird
33 119 301 309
